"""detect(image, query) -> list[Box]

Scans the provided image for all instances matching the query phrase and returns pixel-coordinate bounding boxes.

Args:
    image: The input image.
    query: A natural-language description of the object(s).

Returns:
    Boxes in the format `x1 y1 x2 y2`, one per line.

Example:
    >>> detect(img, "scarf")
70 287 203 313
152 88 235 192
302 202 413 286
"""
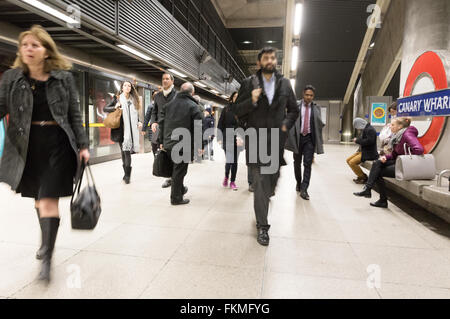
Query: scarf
119 93 140 153
163 85 174 97
389 127 407 150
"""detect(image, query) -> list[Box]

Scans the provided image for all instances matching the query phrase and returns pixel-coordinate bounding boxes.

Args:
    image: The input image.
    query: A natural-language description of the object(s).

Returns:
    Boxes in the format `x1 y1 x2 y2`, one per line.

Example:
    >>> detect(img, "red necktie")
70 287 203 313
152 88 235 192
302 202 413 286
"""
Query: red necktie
302 104 310 136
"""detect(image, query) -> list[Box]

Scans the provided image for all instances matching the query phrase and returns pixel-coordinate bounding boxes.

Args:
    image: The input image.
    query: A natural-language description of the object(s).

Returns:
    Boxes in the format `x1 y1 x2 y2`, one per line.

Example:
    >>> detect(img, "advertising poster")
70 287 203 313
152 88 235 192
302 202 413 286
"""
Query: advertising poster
370 102 387 126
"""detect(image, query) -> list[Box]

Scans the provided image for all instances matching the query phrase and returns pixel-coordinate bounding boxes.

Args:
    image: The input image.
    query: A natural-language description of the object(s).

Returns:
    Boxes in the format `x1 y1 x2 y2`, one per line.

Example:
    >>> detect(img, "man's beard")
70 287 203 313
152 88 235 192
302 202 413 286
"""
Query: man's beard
261 64 276 74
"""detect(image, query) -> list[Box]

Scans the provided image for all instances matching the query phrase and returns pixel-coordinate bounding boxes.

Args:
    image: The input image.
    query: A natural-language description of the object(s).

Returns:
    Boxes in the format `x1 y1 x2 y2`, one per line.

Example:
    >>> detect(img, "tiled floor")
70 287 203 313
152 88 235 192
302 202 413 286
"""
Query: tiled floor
1 144 449 299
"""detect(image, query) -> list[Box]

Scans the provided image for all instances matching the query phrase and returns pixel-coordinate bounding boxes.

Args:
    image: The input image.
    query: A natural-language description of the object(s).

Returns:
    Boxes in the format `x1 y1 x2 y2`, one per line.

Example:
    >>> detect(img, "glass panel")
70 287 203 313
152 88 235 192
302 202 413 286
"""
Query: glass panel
88 74 121 157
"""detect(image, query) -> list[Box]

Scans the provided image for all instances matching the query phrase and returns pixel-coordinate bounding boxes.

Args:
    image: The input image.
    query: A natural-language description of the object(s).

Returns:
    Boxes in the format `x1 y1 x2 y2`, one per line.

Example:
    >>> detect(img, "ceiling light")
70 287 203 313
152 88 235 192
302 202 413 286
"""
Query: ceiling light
290 79 296 90
21 0 79 24
291 46 299 71
293 3 304 36
266 40 276 44
370 42 375 49
168 69 187 78
117 44 152 61
242 41 252 44
210 89 219 94
221 95 229 99
194 81 207 88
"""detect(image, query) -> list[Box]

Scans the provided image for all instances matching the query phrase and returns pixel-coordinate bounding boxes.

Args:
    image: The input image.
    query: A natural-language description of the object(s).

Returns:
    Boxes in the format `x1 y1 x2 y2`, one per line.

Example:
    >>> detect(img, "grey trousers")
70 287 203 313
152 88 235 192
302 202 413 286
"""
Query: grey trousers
249 165 280 230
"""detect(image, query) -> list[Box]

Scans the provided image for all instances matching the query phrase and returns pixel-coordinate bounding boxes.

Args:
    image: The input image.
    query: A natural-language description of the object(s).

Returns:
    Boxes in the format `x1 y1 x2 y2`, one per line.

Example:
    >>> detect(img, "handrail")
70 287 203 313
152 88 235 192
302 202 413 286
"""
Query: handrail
437 169 450 187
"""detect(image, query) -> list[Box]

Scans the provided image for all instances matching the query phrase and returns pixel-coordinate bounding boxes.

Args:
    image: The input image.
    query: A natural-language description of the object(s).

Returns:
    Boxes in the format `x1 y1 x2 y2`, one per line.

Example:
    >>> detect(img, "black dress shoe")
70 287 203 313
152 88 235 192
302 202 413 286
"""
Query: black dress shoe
300 190 310 200
183 186 188 195
257 228 270 246
353 186 372 198
162 179 172 188
248 184 254 193
171 199 190 206
296 185 301 192
370 199 388 208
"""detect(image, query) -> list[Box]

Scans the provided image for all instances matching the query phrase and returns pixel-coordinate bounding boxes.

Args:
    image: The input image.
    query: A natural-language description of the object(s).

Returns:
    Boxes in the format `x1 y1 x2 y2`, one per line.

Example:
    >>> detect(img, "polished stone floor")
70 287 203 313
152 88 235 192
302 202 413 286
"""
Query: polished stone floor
1 144 449 299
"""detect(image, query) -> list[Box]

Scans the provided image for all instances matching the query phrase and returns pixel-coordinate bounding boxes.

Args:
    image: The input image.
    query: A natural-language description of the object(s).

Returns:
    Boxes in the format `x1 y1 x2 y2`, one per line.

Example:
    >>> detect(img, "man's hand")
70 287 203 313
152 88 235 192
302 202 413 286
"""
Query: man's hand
151 123 158 133
79 148 90 164
160 144 164 151
141 131 146 136
281 125 288 132
380 156 387 163
252 88 263 104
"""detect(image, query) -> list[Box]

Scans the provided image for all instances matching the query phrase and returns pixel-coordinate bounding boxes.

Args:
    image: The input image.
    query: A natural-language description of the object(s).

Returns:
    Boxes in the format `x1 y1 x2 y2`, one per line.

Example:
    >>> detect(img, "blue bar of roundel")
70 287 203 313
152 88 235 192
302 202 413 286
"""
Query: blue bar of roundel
397 89 450 117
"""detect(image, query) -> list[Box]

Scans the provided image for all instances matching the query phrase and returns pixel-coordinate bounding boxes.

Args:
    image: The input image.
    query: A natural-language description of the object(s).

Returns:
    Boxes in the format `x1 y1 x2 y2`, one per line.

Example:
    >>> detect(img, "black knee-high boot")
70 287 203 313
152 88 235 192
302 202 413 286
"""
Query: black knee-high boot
35 208 45 260
124 166 132 184
122 165 127 181
38 218 60 282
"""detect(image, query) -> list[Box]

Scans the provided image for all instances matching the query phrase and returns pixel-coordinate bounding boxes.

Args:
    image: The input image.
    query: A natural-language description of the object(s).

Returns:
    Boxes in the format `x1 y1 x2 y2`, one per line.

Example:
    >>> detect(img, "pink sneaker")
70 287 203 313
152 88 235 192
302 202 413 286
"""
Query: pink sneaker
222 177 229 188
230 182 238 191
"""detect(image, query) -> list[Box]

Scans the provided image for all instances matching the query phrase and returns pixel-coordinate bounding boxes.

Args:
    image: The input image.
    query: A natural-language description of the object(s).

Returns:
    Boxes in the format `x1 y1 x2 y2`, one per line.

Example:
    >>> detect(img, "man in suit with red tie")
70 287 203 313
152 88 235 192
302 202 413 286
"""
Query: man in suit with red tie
286 85 325 200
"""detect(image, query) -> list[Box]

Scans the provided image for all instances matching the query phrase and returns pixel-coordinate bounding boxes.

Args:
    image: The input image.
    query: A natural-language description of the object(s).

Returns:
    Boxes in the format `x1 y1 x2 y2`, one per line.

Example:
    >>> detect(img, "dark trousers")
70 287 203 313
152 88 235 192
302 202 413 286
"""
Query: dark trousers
119 143 131 167
225 148 240 182
247 166 253 186
250 165 280 230
366 160 396 200
168 152 189 203
294 134 314 191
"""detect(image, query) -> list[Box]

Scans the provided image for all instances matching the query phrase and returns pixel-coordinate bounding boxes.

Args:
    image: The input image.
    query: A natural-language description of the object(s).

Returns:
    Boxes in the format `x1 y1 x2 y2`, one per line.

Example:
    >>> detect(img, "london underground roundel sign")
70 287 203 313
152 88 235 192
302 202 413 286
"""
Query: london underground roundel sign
403 51 448 153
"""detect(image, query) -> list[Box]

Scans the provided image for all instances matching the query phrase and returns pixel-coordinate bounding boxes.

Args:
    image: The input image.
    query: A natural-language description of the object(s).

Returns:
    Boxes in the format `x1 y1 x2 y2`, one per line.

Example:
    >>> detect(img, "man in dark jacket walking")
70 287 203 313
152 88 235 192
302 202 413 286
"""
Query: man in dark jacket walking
158 82 203 205
202 108 215 161
232 47 299 246
346 118 379 184
285 85 325 200
151 74 177 188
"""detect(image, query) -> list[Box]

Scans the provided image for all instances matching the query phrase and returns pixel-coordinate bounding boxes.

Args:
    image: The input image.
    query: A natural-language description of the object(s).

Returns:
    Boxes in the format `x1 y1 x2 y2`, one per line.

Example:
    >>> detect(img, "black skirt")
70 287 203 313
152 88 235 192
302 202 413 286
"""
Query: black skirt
17 125 77 200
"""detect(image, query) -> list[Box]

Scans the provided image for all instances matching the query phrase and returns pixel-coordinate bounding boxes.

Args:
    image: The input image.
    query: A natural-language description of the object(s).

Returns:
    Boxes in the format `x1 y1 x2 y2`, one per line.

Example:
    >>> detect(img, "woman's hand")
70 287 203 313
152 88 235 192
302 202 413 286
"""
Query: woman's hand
138 122 143 130
79 148 90 164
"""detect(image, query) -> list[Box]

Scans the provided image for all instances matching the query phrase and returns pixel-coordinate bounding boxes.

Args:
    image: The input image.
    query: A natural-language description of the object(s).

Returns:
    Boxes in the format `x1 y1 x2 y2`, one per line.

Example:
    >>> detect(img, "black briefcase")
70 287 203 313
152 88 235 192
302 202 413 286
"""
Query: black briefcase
71 162 102 230
153 149 173 178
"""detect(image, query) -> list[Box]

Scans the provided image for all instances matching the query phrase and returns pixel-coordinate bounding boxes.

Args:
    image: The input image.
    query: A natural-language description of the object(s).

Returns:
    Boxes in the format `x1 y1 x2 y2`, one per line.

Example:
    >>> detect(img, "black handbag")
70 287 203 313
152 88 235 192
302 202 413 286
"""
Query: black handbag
71 162 102 230
153 149 173 178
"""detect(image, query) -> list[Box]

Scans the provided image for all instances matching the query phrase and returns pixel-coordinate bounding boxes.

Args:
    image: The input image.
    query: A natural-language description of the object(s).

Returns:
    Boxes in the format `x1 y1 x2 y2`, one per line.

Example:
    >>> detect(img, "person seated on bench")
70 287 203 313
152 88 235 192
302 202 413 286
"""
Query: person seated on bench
353 117 424 208
346 118 379 184
378 102 398 156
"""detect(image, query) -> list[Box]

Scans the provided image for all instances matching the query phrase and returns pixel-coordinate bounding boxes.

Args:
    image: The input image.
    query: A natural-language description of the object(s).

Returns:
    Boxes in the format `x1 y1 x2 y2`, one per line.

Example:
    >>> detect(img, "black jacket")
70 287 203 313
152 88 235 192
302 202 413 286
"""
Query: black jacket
157 92 203 157
232 70 299 167
150 89 177 124
104 95 124 144
356 123 379 162
0 68 88 190
202 114 215 138
217 104 238 152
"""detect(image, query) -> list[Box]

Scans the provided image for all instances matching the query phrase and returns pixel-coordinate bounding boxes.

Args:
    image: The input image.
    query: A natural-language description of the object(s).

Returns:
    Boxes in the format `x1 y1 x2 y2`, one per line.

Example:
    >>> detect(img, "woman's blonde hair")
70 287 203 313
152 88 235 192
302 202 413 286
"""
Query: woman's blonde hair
13 25 72 73
394 117 412 128
121 81 141 111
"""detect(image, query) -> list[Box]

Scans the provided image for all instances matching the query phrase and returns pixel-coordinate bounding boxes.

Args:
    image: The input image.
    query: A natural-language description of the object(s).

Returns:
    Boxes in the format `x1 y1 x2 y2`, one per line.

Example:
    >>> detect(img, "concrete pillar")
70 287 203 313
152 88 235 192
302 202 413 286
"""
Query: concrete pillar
400 0 450 171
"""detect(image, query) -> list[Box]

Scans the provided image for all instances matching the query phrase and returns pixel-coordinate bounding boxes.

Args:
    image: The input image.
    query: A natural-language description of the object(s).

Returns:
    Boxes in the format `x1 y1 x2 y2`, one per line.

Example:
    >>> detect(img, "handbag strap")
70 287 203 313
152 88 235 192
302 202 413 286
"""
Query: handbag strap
403 143 412 157
71 161 86 205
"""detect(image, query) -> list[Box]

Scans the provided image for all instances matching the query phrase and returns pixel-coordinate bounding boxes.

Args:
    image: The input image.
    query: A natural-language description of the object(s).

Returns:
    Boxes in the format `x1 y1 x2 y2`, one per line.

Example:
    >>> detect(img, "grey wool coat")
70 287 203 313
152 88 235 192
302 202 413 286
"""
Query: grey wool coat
0 68 89 191
285 100 325 155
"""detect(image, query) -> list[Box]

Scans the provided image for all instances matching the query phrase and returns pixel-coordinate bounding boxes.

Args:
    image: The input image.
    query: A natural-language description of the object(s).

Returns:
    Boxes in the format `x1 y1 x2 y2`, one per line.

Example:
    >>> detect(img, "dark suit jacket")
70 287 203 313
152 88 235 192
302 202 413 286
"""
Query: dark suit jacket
285 100 325 155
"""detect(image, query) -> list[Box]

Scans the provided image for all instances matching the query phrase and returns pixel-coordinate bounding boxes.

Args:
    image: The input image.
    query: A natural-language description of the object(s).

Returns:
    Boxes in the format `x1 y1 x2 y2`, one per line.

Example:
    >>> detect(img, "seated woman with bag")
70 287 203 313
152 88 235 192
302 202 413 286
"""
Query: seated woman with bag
353 117 424 208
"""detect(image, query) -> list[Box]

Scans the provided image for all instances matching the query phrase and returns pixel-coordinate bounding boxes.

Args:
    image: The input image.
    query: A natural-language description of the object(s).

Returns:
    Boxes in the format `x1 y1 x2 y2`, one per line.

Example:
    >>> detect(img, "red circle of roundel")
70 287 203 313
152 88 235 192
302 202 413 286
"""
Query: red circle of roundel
403 51 447 154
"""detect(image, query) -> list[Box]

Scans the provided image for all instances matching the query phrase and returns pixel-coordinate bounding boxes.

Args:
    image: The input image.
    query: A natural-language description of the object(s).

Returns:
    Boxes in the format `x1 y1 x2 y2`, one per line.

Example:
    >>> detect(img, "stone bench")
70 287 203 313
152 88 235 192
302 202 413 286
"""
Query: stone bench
361 161 450 223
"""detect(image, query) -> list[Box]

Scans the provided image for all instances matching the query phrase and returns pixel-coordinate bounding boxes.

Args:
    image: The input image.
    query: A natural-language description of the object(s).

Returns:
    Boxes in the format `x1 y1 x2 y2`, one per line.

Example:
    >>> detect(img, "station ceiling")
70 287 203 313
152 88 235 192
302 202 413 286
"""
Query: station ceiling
213 0 377 100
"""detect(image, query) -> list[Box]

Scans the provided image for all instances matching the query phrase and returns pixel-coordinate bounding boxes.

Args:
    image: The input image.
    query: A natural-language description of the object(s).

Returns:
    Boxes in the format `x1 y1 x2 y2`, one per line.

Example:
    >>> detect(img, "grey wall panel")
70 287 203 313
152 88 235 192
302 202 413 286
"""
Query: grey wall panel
56 0 241 93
